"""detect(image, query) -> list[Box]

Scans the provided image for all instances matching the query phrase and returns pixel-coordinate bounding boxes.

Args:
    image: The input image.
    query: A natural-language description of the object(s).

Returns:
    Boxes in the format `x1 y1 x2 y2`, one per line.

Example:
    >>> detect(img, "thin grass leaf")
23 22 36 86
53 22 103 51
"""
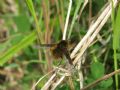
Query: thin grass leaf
113 4 120 50
25 0 36 18
112 3 120 90
0 31 36 66
25 0 42 43
68 0 83 39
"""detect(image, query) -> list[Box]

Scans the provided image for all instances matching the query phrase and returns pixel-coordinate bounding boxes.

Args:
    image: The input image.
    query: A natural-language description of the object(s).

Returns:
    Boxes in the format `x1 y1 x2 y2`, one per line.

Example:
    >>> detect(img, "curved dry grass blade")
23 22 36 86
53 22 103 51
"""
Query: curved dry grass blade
51 76 65 90
31 69 55 90
41 73 57 90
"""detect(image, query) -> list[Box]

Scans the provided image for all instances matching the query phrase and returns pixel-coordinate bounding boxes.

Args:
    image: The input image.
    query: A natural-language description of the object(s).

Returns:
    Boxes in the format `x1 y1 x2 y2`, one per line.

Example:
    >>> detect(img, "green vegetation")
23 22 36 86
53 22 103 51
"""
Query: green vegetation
0 0 120 90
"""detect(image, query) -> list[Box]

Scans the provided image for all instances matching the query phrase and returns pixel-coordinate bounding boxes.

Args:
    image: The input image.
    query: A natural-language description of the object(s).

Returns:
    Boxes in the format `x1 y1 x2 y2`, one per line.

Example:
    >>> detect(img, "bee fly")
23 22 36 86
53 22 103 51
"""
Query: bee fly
38 40 74 65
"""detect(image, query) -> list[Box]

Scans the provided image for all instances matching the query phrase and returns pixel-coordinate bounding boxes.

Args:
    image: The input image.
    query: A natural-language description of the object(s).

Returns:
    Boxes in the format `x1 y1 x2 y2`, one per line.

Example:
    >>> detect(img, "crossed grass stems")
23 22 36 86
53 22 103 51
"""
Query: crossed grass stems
31 0 119 90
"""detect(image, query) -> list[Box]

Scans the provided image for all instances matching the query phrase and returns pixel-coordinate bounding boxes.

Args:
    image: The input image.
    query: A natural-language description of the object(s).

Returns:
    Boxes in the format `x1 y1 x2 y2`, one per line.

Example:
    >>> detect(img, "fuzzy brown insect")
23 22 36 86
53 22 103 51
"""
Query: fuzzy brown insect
39 40 73 65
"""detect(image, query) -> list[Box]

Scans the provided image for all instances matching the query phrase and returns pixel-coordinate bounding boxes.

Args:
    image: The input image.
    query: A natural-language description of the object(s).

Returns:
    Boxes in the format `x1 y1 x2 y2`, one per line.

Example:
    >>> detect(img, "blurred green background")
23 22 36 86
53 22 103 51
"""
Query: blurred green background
0 0 120 90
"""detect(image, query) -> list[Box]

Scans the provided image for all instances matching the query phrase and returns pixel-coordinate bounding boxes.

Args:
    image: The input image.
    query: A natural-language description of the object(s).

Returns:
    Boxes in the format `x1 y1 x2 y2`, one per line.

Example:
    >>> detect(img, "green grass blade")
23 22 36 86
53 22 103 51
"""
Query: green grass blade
68 0 83 39
25 0 36 18
0 31 37 66
25 0 42 43
112 3 120 90
113 5 120 50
